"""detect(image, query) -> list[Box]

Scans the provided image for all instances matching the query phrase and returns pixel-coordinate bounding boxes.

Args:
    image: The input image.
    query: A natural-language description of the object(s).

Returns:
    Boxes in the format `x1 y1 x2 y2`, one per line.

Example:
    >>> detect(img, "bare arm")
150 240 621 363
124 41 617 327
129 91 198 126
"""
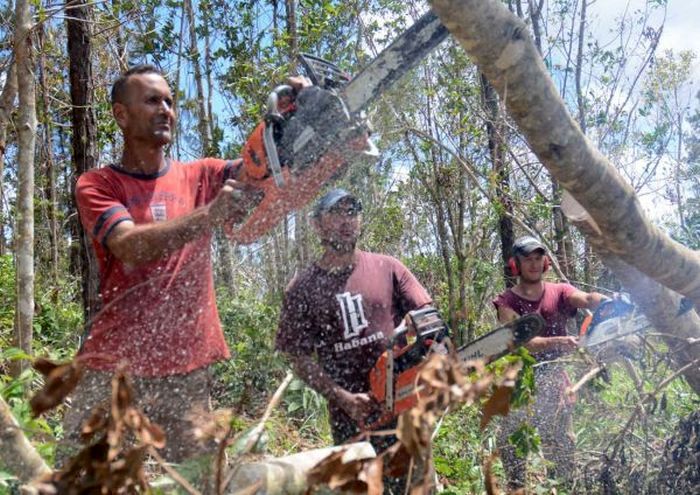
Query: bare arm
107 179 260 266
567 290 609 311
286 354 375 423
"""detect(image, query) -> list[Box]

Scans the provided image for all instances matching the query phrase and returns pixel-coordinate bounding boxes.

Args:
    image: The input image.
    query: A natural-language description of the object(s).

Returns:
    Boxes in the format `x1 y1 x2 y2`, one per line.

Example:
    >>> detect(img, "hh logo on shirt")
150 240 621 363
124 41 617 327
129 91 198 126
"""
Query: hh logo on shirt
334 292 381 353
336 292 368 339
150 203 167 222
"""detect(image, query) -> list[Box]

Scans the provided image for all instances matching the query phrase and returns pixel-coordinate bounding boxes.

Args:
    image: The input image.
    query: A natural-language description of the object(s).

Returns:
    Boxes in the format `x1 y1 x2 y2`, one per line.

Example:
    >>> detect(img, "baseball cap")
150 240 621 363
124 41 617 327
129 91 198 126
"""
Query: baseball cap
513 236 546 256
312 189 362 217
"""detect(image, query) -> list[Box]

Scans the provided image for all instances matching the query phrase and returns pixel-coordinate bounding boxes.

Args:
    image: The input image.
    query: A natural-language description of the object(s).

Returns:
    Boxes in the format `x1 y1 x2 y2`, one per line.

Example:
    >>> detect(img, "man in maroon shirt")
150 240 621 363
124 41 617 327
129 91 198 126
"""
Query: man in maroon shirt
493 235 608 489
276 189 434 492
62 64 266 463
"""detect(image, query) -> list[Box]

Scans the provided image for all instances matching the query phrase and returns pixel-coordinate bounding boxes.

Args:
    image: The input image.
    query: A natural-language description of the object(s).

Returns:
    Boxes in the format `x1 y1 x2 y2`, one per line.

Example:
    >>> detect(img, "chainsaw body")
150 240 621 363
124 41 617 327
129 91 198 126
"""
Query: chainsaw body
366 312 545 429
229 54 376 243
368 307 450 423
580 296 650 360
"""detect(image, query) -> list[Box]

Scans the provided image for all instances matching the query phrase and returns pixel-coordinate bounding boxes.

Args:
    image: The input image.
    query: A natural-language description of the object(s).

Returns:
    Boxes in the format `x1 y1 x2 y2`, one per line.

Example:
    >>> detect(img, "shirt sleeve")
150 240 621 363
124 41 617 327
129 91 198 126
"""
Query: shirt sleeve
75 172 133 247
392 257 433 316
199 158 244 203
558 283 579 318
275 282 315 357
492 292 510 311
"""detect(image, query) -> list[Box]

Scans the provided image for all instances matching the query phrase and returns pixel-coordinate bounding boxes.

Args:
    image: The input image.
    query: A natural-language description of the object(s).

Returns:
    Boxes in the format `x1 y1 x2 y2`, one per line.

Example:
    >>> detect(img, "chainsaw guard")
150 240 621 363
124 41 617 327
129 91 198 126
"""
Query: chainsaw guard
225 141 370 244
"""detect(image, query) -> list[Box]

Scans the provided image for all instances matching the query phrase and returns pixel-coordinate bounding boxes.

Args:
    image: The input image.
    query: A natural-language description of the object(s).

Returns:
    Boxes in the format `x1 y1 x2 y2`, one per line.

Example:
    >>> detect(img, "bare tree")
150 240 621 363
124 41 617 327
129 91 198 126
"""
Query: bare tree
0 60 17 257
12 0 37 374
66 0 100 320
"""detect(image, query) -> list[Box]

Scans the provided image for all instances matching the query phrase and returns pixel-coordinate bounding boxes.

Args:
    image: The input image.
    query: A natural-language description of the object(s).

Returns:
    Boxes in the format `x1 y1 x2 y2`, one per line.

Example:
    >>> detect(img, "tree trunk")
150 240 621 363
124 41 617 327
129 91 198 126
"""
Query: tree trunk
223 442 375 494
0 61 17 258
13 0 37 375
66 0 100 321
429 0 700 309
184 0 211 155
0 396 51 483
38 25 60 288
480 73 514 288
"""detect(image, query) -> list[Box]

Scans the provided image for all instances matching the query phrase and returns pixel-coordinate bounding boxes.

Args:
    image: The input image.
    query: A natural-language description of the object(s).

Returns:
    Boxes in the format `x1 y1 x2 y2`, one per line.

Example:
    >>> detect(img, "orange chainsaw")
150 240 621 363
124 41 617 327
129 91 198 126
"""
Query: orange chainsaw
227 12 450 243
366 309 545 429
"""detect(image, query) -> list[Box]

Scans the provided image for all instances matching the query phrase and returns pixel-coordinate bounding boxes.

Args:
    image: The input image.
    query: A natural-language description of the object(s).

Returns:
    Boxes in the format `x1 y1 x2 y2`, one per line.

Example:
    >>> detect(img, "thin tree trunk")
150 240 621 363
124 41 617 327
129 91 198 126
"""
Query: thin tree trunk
480 73 514 288
429 0 700 309
13 0 37 375
66 0 100 321
0 61 17 258
184 0 211 155
38 25 60 288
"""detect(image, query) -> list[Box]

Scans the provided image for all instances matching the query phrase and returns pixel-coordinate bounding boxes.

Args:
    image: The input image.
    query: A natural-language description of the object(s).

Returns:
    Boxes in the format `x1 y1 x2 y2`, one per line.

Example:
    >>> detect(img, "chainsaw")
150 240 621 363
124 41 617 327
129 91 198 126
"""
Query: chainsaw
579 295 652 353
228 12 450 243
365 309 545 429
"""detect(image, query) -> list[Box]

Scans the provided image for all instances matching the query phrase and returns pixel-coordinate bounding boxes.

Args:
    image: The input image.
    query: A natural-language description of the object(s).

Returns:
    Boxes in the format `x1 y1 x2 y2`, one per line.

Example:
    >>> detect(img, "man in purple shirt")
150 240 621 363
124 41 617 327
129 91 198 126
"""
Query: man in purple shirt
493 236 608 489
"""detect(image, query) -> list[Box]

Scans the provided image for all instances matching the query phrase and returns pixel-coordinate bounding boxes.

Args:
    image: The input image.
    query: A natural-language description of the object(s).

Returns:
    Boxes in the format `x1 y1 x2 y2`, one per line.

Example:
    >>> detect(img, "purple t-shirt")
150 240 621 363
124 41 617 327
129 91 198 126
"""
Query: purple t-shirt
493 282 577 357
276 250 432 397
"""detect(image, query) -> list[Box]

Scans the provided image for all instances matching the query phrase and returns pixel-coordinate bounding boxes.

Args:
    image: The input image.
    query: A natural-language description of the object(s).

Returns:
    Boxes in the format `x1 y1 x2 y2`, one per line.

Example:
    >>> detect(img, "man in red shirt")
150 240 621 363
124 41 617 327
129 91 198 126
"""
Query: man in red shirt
493 235 608 489
276 189 434 493
62 64 264 463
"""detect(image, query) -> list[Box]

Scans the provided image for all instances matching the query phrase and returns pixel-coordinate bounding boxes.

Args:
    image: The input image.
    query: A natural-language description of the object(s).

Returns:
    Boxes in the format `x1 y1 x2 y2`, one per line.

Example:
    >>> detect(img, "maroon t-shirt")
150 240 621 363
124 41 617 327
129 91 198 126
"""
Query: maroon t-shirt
493 282 577 358
276 250 432 399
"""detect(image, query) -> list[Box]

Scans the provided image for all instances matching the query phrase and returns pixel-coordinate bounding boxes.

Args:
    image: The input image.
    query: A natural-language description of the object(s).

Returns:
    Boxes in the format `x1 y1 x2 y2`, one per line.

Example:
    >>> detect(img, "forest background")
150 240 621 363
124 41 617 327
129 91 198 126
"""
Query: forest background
0 0 699 493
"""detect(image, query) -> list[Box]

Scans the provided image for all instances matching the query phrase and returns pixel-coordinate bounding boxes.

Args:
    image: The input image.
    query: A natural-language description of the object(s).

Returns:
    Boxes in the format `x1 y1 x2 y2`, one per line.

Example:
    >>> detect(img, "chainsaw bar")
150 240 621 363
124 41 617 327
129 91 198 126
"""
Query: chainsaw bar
456 313 545 364
582 313 651 348
341 11 449 114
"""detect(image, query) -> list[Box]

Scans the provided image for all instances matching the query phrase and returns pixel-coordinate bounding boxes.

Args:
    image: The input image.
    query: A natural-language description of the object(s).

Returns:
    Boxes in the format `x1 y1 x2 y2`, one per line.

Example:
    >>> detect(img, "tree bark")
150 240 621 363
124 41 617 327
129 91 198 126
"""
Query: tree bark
480 73 514 288
0 61 17 258
38 25 60 288
429 0 700 309
66 0 100 321
223 442 375 494
0 396 51 483
562 192 700 394
184 0 211 155
13 0 37 375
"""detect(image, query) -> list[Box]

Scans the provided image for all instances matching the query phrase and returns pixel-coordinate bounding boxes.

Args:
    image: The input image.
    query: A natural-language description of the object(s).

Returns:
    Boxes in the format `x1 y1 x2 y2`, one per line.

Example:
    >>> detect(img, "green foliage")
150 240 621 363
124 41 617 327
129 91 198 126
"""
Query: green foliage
213 288 286 411
509 423 542 459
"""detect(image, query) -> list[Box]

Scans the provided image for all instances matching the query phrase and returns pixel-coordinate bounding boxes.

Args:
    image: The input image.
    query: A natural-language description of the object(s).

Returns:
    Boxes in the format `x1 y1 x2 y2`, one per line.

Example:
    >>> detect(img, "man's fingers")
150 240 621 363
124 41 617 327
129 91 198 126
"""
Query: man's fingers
288 75 312 90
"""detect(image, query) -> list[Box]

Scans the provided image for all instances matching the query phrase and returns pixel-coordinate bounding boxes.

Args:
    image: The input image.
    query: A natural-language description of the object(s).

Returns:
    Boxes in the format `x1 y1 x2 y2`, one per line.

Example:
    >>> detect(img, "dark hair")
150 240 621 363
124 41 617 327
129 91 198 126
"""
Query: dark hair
110 64 163 105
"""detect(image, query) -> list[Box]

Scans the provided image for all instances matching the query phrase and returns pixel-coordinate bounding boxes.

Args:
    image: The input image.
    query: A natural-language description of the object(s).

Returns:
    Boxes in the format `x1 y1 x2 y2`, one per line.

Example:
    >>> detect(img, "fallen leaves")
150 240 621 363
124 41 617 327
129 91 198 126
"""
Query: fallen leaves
30 358 83 417
29 363 167 494
306 353 524 494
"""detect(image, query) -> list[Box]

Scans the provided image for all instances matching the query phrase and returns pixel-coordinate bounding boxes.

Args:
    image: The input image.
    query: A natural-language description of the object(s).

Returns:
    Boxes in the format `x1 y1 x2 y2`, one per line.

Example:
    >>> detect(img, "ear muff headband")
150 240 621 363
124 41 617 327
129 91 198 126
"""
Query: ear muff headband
508 257 519 277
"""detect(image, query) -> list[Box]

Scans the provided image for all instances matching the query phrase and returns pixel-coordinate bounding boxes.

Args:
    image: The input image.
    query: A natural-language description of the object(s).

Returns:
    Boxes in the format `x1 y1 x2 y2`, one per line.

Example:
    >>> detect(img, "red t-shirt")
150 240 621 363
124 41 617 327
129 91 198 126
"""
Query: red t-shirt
493 282 577 358
276 251 432 400
75 158 239 376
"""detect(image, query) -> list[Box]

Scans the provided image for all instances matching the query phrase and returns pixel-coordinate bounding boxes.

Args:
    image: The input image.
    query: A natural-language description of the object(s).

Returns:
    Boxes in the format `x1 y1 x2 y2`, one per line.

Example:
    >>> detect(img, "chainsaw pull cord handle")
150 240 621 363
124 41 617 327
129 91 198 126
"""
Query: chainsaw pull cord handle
263 85 296 187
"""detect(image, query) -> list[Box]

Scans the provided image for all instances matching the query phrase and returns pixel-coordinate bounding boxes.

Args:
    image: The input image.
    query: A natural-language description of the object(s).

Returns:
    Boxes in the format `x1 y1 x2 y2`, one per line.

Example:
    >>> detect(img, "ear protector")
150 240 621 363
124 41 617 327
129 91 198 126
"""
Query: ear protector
508 255 550 276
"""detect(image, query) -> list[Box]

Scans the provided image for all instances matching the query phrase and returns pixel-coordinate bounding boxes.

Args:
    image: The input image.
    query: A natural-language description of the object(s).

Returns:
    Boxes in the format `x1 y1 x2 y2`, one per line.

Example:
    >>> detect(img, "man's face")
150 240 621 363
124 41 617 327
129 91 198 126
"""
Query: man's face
315 199 362 252
113 73 175 147
517 250 546 282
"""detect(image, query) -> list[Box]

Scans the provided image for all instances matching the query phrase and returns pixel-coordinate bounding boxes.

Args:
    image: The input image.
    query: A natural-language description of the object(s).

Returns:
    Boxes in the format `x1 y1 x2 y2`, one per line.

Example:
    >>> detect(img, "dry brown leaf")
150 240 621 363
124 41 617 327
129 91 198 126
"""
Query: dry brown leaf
306 449 366 493
480 385 513 430
80 406 108 441
362 457 384 495
30 359 83 417
484 452 502 495
189 407 234 442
